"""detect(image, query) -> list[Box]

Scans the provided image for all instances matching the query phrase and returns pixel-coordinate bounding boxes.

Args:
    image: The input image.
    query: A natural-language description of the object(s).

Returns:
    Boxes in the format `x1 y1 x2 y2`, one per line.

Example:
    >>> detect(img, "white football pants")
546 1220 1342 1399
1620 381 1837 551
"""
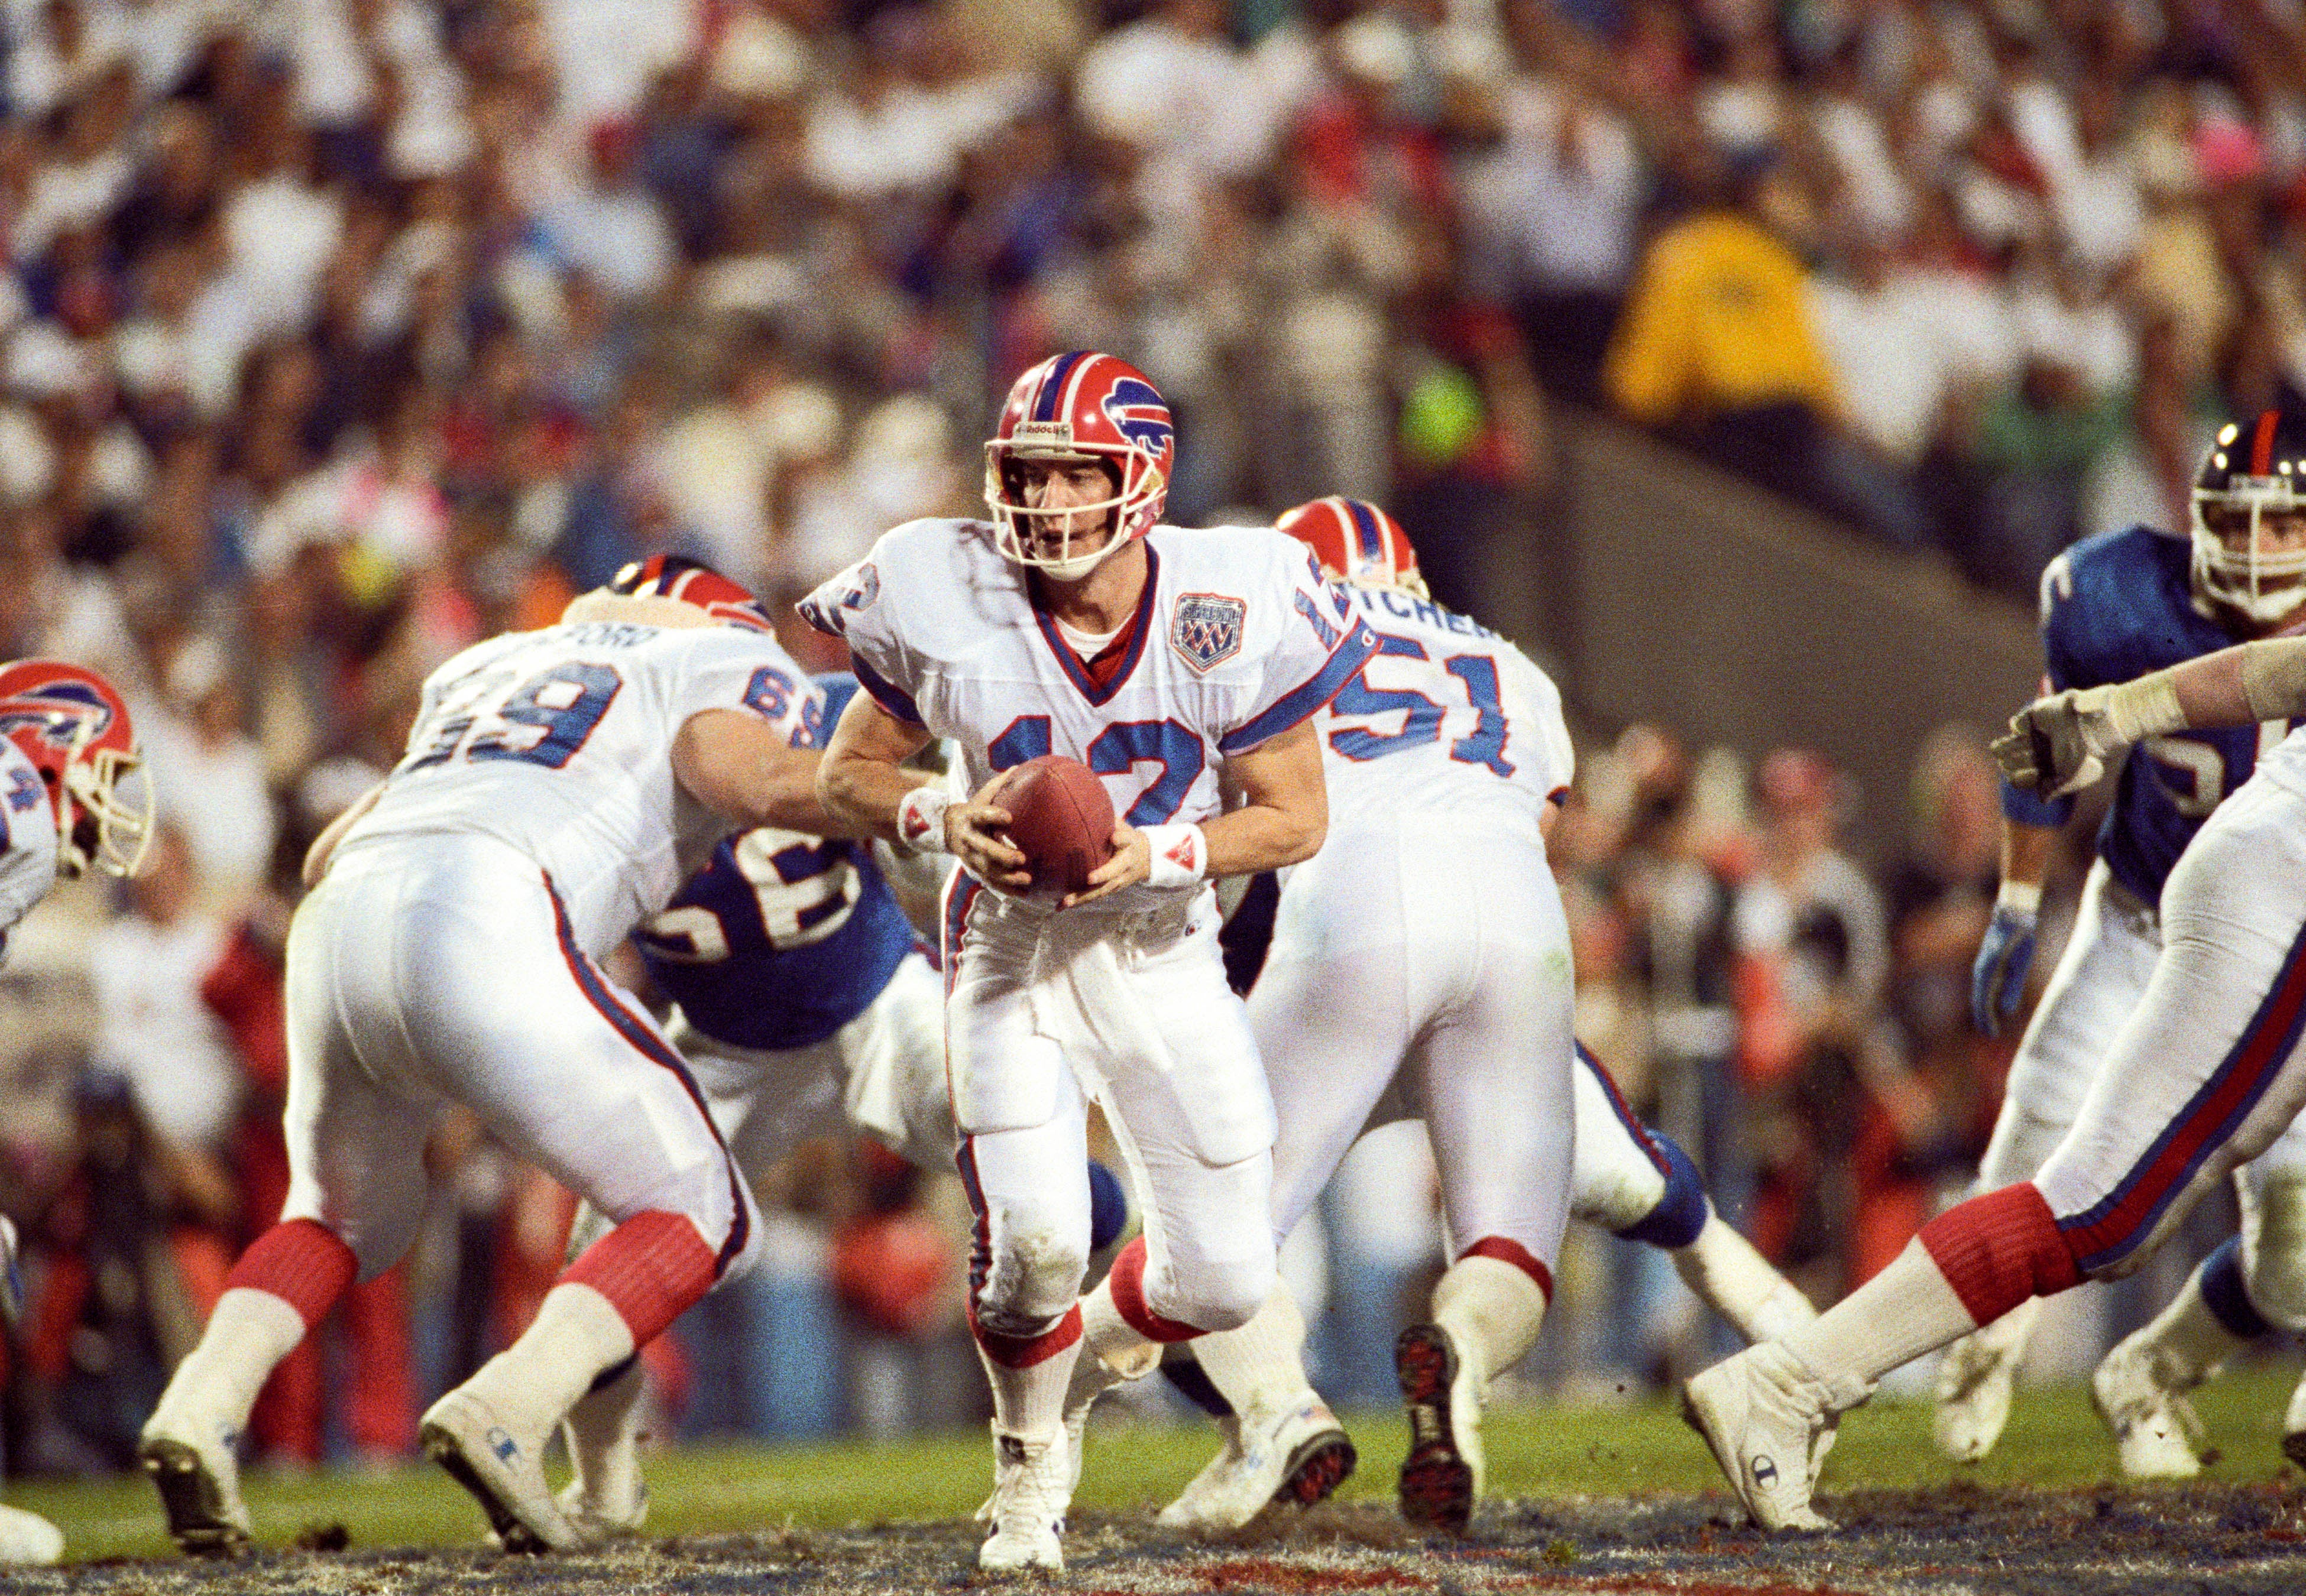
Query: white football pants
1252 819 1575 1270
945 878 1276 1338
283 835 758 1282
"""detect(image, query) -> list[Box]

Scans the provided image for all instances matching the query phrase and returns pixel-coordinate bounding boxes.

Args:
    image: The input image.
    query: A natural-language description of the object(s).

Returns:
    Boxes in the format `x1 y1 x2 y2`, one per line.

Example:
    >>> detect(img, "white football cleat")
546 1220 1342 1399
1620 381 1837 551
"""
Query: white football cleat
553 1478 646 1545
1681 1343 1868 1532
2091 1338 2207 1480
0 1503 61 1566
1932 1298 2040 1464
1394 1323 1482 1533
1156 1396 1356 1532
138 1404 251 1557
421 1389 583 1552
979 1428 1070 1572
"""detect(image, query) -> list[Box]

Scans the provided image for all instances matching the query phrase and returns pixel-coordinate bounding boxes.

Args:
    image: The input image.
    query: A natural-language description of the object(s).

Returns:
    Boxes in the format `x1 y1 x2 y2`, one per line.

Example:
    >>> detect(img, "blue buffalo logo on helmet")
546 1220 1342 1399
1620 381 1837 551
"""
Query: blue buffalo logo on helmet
1170 592 1246 674
985 351 1175 582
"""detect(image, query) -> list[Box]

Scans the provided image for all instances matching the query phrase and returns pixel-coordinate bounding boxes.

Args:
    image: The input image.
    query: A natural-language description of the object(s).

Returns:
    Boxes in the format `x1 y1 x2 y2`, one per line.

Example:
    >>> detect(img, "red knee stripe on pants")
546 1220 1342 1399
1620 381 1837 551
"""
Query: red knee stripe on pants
564 1210 718 1347
225 1218 357 1330
1919 1182 2082 1326
1458 1236 1555 1302
1107 1235 1207 1343
971 1300 1083 1367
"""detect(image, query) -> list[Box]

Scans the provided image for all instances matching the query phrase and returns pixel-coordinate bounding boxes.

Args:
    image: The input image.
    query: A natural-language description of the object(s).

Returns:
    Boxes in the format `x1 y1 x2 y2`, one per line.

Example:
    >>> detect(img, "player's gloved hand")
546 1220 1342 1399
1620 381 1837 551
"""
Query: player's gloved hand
1990 686 2129 799
1970 882 2041 1036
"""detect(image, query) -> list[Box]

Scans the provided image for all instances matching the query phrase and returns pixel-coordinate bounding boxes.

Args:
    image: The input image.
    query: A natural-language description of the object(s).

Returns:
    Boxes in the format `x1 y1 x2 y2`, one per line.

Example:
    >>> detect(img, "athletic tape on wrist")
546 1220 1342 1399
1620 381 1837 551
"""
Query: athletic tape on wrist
2104 670 2186 744
1140 823 1207 890
896 784 954 854
1994 879 2042 917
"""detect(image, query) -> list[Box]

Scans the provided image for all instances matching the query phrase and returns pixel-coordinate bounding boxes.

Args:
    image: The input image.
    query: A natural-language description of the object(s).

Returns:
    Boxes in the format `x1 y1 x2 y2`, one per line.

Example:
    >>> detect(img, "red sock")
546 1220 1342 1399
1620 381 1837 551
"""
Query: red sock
1106 1237 1206 1343
563 1211 718 1347
224 1219 357 1329
970 1301 1083 1368
1458 1236 1556 1302
1919 1182 2082 1326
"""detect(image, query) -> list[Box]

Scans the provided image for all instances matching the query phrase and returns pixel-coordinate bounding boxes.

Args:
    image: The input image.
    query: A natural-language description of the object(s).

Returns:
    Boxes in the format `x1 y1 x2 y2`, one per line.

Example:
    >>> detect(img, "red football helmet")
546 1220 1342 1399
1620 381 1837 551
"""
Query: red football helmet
0 659 152 878
984 351 1175 580
607 554 775 632
1277 497 1427 596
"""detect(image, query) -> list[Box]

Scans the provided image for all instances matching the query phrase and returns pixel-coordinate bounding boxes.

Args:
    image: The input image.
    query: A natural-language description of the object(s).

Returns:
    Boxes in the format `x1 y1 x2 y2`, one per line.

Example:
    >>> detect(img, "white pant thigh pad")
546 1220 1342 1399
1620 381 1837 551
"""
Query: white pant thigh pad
2035 781 2306 1277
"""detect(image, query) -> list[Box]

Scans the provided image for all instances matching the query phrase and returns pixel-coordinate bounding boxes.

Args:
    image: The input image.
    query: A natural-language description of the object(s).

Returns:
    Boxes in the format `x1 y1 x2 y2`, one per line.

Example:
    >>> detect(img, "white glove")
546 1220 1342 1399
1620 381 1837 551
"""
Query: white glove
1991 672 2182 800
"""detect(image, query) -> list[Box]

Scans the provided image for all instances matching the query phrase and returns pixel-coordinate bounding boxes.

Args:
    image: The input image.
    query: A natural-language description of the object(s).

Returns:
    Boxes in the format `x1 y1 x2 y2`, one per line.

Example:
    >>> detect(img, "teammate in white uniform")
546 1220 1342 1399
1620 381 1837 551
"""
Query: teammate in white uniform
138 561 844 1556
1682 495 2306 1532
1145 501 1811 1535
805 351 1375 1571
0 657 153 1566
1939 413 2306 1474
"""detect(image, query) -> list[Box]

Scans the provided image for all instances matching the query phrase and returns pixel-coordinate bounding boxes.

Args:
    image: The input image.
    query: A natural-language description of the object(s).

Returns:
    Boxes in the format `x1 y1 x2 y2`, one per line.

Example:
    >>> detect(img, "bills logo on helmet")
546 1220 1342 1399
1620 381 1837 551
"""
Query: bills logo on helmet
1171 592 1246 674
0 680 116 749
1103 379 1174 459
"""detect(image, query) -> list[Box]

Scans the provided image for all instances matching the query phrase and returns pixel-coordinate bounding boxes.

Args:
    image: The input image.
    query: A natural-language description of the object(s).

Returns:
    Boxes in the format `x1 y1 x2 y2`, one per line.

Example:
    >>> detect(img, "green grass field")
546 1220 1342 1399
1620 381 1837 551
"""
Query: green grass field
18 1361 2306 1565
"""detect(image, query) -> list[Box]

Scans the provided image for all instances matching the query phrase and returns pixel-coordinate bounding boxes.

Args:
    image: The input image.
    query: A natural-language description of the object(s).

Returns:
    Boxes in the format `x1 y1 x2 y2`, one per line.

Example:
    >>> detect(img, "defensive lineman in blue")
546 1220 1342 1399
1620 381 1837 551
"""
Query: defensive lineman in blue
1943 412 2306 1474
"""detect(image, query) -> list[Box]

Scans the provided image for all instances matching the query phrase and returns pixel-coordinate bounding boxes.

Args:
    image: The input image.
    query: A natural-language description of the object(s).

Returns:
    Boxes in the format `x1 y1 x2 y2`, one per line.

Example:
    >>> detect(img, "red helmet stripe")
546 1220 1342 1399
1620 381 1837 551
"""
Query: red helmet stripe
2254 408 2279 475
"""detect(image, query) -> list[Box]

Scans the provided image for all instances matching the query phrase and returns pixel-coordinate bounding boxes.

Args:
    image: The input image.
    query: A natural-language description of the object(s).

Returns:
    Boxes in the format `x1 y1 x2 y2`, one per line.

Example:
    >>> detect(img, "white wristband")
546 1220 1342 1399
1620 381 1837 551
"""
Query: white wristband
2103 670 2187 744
1141 823 1208 889
896 784 954 854
1994 879 2042 917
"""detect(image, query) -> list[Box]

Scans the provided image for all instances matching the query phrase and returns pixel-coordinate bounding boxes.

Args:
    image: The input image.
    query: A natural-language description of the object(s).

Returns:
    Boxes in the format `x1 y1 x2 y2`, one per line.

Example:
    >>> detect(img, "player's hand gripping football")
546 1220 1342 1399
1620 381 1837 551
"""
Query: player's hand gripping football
949 783 1034 893
1990 686 2130 801
1061 825 1150 909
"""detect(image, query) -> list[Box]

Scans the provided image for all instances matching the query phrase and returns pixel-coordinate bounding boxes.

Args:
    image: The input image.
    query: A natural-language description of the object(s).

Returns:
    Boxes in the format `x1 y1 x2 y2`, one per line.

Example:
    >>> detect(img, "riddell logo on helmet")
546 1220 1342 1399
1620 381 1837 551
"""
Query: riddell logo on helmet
1009 421 1075 449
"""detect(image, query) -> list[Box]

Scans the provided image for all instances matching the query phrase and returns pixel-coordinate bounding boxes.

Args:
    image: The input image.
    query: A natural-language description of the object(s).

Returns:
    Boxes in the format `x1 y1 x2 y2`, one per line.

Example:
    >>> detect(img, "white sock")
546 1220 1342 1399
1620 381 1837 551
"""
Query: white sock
1078 1277 1161 1378
563 1356 649 1514
1781 1238 1978 1386
154 1287 307 1438
462 1283 636 1441
979 1339 1081 1439
1431 1256 1549 1390
1673 1212 1814 1342
1191 1287 1314 1415
2127 1270 2244 1387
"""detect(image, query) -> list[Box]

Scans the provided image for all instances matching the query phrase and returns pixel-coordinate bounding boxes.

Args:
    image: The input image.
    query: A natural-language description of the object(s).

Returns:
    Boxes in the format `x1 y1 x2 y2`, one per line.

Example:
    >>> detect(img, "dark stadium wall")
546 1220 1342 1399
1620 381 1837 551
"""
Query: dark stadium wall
1497 414 2042 861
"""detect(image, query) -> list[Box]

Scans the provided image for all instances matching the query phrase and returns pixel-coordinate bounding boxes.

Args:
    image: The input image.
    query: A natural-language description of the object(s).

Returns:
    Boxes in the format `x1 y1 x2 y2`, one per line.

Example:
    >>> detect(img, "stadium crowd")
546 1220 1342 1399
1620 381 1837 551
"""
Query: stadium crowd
0 0 2285 1466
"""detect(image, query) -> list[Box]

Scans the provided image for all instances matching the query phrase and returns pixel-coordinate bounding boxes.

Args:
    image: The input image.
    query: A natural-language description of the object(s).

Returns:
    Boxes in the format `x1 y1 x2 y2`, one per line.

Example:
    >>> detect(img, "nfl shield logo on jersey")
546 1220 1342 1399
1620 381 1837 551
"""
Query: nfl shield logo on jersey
1171 593 1246 673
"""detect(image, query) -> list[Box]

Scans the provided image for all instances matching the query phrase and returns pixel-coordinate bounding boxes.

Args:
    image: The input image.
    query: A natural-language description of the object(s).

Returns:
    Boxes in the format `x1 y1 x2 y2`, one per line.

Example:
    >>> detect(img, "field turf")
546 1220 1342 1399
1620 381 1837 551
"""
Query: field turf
14 1361 2306 1591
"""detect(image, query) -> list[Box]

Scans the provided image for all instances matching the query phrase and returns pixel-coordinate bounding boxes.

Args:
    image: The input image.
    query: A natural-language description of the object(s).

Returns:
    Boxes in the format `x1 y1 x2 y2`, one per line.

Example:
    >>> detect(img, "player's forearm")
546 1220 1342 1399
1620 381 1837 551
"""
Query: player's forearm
1199 794 1326 877
817 750 936 843
1998 820 2058 894
726 749 873 838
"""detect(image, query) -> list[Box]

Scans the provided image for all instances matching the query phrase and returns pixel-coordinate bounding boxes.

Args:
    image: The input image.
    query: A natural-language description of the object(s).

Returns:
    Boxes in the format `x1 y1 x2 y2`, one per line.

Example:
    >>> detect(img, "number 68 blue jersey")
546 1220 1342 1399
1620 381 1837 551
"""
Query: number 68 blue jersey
2010 526 2299 904
635 674 922 1053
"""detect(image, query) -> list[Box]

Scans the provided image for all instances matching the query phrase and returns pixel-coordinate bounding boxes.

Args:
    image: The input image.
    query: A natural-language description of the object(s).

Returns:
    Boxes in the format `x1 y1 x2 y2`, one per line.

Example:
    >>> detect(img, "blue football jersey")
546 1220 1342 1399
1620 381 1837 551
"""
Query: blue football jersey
2007 527 2297 904
635 674 920 1052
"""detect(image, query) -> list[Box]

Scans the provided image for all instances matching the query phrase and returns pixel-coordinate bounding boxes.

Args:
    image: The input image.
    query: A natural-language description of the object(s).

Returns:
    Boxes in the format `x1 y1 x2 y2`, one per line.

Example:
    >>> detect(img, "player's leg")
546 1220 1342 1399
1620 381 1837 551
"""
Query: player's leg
2091 1112 2306 1477
0 1227 62 1566
403 858 757 1553
947 892 1097 1572
1397 855 1575 1534
1937 860 2161 1461
142 866 435 1555
1569 1045 1815 1344
1685 778 2306 1531
1147 935 1410 1530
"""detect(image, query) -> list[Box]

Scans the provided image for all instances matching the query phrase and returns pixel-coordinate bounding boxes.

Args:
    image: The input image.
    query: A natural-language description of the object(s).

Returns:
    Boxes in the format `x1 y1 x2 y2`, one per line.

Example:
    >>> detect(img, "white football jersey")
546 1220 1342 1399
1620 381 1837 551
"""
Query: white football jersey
0 738 60 968
801 518 1378 908
1314 582 1574 836
341 619 820 958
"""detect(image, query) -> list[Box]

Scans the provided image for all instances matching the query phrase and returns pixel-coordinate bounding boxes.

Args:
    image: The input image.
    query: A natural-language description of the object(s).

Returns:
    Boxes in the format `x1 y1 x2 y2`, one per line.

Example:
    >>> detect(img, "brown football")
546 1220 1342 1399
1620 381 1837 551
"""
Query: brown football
987 755 1118 897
